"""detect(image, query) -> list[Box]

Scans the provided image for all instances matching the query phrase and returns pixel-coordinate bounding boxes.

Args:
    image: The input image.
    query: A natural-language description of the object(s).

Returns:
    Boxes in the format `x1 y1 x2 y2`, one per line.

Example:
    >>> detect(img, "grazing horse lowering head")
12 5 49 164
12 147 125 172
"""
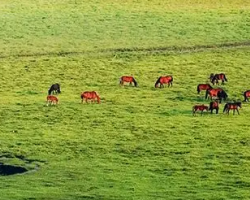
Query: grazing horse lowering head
223 101 241 115
209 100 219 114
209 73 228 85
197 83 213 94
155 76 173 88
46 95 58 106
192 104 209 116
48 83 61 95
81 91 100 104
217 90 228 103
205 88 223 100
120 76 138 87
243 90 250 102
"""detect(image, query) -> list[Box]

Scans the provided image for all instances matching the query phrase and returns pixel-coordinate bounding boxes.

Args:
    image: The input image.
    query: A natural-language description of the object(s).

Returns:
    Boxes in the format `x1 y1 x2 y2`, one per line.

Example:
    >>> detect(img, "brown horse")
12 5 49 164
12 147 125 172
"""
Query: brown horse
47 95 58 106
197 84 212 94
243 90 250 102
223 102 241 115
205 88 223 100
81 91 100 104
155 76 173 88
192 104 209 116
209 73 228 85
120 76 137 87
209 100 219 114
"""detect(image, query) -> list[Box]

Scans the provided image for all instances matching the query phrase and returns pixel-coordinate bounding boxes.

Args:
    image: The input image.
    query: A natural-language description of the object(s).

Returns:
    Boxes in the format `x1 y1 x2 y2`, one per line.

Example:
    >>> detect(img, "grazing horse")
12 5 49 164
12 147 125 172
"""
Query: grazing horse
243 90 250 102
192 104 209 116
197 84 213 94
205 88 223 100
223 102 242 115
155 76 173 88
209 100 219 114
209 73 228 85
217 90 228 103
48 83 61 95
81 91 100 104
47 95 58 106
120 76 138 87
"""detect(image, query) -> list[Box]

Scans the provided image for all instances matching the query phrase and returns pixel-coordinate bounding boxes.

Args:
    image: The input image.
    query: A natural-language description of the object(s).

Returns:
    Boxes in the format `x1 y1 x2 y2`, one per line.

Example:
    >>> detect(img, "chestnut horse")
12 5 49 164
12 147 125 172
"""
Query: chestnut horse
47 95 58 106
120 76 137 87
209 100 219 114
209 73 228 85
81 91 100 104
155 76 173 88
193 104 209 116
243 90 250 102
205 88 223 100
223 102 241 115
197 84 212 94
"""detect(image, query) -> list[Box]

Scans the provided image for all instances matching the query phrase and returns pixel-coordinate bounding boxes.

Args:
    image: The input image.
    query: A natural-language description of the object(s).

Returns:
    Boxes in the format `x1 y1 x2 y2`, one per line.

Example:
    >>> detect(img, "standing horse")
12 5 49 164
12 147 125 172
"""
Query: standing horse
223 102 241 115
197 84 212 94
155 76 173 88
205 88 223 100
81 91 100 104
209 73 228 85
120 76 138 87
209 100 219 114
243 90 250 102
192 104 209 116
47 95 58 106
48 83 61 95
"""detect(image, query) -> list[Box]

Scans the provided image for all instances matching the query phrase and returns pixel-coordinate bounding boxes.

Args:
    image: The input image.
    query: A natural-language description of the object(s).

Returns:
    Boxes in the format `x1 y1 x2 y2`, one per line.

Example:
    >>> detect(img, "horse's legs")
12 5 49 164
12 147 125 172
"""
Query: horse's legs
216 108 218 114
233 109 235 115
237 108 240 115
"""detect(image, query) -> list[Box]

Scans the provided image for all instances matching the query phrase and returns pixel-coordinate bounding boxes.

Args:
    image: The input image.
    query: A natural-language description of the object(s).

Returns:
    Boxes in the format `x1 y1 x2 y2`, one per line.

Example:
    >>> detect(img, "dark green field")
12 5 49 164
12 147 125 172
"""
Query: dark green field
1 1 250 199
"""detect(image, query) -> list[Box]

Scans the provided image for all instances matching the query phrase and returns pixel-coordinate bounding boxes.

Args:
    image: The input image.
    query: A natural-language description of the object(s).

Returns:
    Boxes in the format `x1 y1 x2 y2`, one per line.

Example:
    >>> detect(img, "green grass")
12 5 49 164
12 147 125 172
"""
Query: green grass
1 1 250 200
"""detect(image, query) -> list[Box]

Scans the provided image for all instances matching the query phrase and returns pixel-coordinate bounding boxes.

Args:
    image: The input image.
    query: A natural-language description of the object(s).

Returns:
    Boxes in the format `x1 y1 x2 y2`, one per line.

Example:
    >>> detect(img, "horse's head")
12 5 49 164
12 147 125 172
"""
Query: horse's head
209 73 214 80
237 102 242 108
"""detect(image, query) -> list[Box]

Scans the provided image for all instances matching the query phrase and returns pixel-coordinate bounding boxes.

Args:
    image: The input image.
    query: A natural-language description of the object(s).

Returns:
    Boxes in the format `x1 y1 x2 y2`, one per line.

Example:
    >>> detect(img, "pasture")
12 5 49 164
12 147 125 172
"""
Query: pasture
1 0 250 199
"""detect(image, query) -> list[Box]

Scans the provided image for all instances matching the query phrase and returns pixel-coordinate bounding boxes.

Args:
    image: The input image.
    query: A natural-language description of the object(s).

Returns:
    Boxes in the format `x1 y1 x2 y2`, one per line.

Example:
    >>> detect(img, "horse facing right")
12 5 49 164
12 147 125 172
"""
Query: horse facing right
223 102 242 115
47 95 58 106
48 83 61 95
197 83 212 94
120 76 138 87
81 91 100 104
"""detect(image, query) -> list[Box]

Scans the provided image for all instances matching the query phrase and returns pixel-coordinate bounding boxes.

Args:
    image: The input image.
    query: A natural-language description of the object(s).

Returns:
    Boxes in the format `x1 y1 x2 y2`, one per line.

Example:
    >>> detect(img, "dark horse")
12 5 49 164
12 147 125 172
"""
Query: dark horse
120 76 138 87
192 104 209 116
209 100 219 114
209 73 228 85
223 102 242 115
155 76 173 88
197 84 212 94
243 90 250 102
48 83 61 95
217 90 228 103
205 88 223 100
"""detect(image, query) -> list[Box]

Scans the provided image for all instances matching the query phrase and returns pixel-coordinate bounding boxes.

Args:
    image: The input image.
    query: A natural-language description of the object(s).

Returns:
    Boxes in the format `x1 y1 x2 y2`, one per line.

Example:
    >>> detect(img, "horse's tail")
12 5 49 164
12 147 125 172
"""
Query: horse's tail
224 74 228 82
132 78 138 87
171 76 173 86
155 77 161 88
197 85 200 94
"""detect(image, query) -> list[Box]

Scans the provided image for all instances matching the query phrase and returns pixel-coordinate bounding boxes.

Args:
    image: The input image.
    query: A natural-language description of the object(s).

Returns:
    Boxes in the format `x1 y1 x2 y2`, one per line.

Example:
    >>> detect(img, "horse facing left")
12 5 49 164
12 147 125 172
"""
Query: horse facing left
47 95 58 106
223 102 242 115
155 76 173 88
81 91 100 104
193 104 209 116
48 83 61 95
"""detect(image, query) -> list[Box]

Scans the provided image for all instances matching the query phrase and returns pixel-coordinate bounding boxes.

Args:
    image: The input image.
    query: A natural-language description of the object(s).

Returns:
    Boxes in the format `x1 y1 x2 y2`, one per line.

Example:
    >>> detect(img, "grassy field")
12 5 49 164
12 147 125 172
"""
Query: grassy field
1 1 250 199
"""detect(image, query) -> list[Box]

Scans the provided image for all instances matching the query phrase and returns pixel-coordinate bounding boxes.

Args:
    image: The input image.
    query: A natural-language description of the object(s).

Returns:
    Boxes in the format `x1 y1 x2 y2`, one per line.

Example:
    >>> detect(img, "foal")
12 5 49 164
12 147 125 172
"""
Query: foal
193 104 209 116
47 95 58 106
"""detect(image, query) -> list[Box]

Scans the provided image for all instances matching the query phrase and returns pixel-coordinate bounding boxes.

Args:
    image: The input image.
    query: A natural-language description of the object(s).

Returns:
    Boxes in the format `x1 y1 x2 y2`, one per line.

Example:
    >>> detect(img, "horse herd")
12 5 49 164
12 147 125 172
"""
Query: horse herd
46 73 250 116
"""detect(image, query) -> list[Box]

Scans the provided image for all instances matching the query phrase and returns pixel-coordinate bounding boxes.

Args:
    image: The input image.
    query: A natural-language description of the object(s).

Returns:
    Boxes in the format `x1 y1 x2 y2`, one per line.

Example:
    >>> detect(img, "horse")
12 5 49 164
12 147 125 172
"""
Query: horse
209 100 219 114
243 90 250 102
46 95 58 106
48 83 61 95
155 76 173 88
197 84 213 94
217 90 228 103
209 73 228 85
120 76 138 87
205 88 223 100
223 102 242 115
192 104 209 116
81 91 100 104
